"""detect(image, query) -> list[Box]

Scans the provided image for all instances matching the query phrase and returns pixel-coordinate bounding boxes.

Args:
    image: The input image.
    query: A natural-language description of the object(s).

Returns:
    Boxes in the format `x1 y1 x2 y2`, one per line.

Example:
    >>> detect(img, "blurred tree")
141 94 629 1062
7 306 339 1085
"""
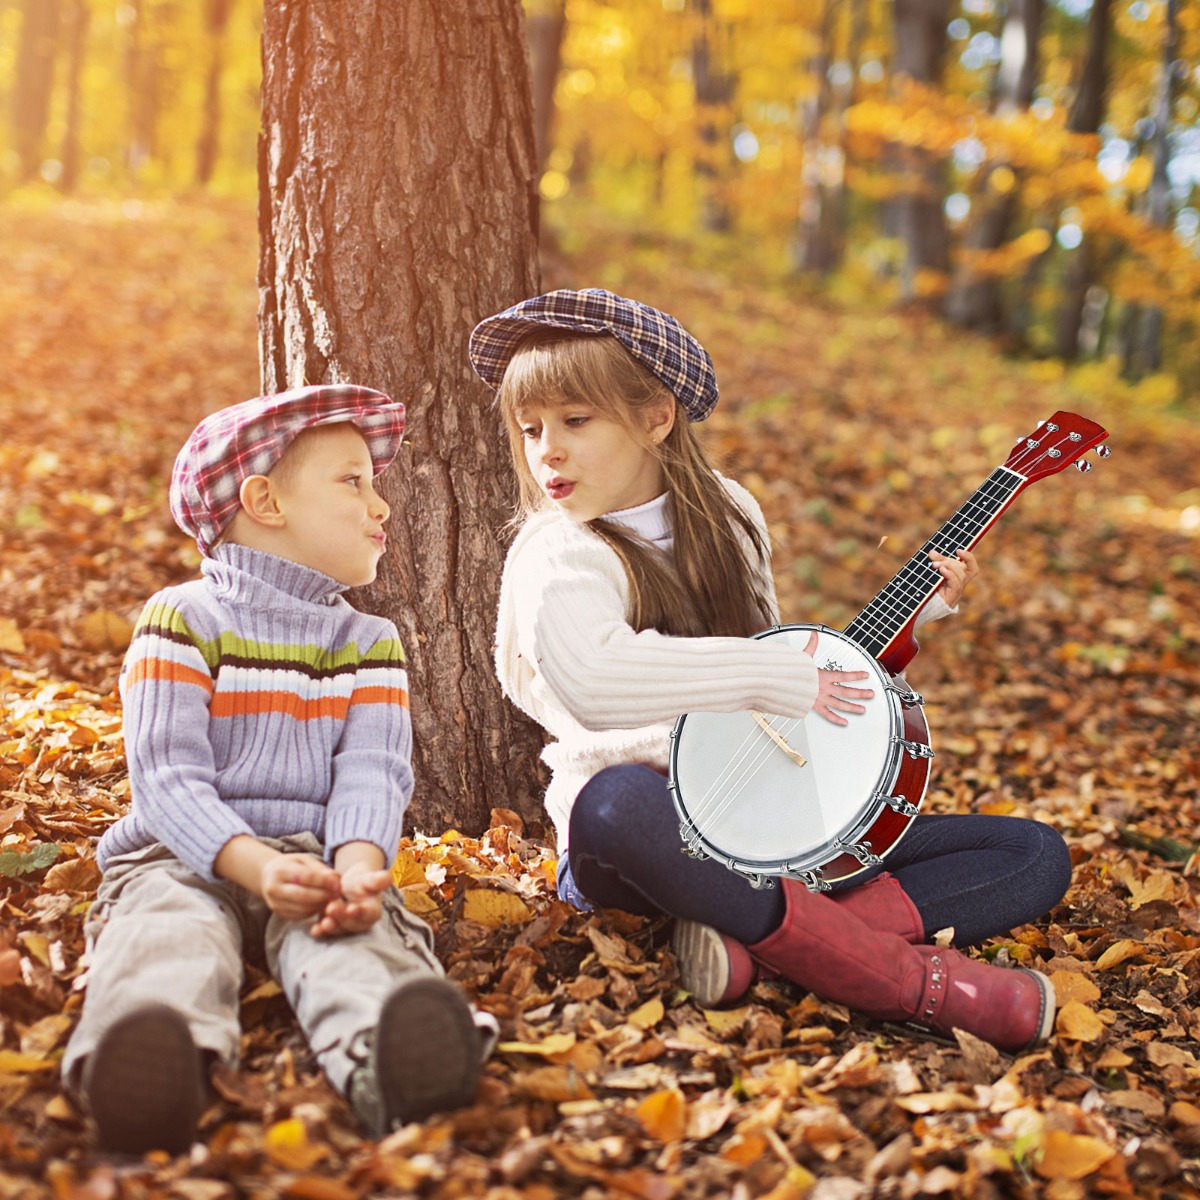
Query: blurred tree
526 0 566 174
258 0 546 836
946 0 1043 330
794 0 842 274
1054 0 1114 360
57 0 89 193
195 0 235 187
692 0 735 232
1129 0 1180 375
889 0 951 302
12 0 60 180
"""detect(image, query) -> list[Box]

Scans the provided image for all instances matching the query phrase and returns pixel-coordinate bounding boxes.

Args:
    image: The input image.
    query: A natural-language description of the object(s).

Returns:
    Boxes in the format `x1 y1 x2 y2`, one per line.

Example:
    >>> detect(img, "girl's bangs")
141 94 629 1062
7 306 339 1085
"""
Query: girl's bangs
500 335 639 423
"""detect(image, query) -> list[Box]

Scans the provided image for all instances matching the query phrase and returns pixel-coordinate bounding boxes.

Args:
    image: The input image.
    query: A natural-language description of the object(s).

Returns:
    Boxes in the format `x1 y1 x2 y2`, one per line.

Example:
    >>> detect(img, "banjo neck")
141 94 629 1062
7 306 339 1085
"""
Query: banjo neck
842 411 1110 675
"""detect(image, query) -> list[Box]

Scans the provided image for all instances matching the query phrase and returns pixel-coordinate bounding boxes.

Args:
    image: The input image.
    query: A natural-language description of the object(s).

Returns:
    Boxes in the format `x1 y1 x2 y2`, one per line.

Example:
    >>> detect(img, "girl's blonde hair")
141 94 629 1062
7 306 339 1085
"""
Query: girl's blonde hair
499 331 773 638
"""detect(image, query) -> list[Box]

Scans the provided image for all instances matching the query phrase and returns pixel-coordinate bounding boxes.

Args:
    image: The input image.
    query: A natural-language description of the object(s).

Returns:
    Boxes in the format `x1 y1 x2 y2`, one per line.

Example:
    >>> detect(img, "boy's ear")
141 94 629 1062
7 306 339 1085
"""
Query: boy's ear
238 475 286 529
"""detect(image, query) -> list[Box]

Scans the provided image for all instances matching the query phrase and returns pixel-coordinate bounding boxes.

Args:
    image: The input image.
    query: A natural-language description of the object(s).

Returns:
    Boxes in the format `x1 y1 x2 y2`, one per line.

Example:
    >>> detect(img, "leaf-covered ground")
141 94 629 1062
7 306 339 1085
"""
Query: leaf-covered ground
2 198 1199 1200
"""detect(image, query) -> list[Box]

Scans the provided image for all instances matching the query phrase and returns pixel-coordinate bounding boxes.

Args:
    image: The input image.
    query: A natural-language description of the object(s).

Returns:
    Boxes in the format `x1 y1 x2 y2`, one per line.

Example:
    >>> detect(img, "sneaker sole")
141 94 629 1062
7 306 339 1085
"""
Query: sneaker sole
86 1004 205 1155
375 977 481 1126
1019 968 1057 1048
672 920 736 1008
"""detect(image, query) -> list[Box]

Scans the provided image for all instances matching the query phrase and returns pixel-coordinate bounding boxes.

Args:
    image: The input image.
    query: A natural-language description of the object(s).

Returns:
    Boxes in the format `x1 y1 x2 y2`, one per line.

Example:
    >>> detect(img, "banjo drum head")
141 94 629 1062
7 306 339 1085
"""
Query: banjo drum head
670 626 900 874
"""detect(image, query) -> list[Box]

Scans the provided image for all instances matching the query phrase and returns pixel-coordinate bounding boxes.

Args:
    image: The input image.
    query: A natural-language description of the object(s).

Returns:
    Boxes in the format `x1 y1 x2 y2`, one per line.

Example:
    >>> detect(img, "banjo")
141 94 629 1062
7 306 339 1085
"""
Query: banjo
668 411 1110 892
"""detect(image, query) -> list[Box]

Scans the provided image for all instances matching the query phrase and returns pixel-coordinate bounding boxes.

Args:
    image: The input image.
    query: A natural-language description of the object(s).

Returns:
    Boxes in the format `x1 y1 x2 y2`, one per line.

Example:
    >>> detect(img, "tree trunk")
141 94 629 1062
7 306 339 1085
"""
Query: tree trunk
890 0 950 303
1131 0 1179 376
58 0 90 194
195 0 235 187
13 0 62 180
1053 0 1113 360
526 0 566 174
946 0 1043 330
692 0 735 233
794 0 840 274
258 0 546 838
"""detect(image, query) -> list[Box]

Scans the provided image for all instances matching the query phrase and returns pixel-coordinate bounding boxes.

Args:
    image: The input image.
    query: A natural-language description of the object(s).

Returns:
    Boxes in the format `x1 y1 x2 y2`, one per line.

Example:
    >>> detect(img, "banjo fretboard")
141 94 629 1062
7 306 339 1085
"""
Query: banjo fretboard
842 465 1025 661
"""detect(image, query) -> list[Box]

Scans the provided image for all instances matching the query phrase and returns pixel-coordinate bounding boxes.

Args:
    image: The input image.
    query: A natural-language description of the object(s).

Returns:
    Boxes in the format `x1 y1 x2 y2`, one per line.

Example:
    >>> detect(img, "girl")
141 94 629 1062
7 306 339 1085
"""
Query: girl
469 289 1071 1053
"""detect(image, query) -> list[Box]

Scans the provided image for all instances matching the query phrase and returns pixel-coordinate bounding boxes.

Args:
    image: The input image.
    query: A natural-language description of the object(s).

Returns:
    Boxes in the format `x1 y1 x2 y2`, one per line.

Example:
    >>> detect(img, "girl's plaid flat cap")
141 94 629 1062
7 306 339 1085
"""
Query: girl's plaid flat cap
469 288 718 422
170 384 405 555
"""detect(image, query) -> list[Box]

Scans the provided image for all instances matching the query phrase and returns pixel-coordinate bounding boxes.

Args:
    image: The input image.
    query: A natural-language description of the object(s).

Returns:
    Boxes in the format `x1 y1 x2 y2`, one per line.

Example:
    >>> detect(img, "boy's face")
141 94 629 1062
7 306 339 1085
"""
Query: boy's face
269 423 390 586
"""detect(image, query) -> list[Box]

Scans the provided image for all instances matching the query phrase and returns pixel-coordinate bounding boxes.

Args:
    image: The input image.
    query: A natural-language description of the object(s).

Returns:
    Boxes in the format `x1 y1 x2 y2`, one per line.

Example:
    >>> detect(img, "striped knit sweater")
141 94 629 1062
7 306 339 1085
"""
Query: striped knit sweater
100 542 413 881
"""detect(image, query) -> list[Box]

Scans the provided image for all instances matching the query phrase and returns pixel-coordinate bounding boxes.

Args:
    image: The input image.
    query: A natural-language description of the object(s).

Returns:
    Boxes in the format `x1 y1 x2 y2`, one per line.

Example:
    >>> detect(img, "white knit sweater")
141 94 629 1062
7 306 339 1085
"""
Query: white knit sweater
495 476 829 851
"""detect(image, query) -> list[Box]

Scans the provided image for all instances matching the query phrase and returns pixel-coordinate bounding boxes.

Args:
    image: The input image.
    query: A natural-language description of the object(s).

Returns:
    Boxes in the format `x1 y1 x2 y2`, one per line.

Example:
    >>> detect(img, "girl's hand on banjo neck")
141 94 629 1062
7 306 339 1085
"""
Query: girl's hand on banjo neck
803 631 874 726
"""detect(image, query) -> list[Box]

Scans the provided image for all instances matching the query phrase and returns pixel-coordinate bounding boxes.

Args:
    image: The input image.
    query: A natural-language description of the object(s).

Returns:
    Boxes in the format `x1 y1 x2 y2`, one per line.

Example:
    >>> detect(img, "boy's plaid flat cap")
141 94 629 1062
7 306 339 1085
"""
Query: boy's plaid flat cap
170 384 406 556
469 288 718 422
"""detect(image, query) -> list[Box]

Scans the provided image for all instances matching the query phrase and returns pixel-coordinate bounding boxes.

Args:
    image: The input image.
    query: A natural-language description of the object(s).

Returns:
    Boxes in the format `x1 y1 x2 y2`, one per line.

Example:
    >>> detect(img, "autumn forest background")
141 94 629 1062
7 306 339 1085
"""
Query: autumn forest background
2 2 1200 1198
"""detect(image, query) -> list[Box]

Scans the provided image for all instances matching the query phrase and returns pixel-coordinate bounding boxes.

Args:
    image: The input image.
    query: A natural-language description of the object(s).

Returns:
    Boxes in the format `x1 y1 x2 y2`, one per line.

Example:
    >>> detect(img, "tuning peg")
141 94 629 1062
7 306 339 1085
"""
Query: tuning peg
1096 444 1112 458
1076 459 1093 473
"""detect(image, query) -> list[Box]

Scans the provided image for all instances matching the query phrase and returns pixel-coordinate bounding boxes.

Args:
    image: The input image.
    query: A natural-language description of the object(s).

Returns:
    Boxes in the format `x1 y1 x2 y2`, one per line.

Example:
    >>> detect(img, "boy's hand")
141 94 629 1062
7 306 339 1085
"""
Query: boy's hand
310 861 392 938
929 548 979 609
259 852 343 921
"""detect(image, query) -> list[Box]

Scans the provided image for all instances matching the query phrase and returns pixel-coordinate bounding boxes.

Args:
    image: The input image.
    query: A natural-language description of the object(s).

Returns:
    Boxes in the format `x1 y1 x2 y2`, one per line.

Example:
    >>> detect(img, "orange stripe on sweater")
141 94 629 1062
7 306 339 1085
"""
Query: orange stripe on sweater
125 659 214 694
209 688 408 720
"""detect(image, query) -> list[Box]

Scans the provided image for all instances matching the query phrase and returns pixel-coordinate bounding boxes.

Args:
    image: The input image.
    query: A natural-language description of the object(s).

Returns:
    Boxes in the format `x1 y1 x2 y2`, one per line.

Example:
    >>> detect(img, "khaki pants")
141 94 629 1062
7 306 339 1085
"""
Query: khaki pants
62 836 447 1096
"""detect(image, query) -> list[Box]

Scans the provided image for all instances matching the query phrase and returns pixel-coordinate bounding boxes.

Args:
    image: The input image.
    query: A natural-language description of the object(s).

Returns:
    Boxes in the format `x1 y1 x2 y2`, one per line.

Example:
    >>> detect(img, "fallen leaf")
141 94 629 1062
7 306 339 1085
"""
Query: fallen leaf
1034 1129 1115 1180
1056 1001 1107 1042
497 1033 577 1058
0 618 25 654
1051 969 1101 1005
462 888 532 927
78 610 134 652
1094 939 1146 971
627 996 664 1030
635 1087 687 1142
262 1118 327 1170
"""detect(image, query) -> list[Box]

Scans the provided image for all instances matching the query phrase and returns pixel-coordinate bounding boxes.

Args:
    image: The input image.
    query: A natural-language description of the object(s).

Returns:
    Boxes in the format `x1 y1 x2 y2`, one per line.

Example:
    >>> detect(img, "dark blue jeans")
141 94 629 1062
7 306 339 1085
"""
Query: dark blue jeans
566 763 1072 947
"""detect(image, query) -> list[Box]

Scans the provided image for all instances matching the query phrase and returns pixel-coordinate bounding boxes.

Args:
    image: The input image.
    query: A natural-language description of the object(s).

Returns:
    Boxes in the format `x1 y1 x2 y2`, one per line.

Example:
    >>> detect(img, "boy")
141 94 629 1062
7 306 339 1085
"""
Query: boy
62 384 492 1154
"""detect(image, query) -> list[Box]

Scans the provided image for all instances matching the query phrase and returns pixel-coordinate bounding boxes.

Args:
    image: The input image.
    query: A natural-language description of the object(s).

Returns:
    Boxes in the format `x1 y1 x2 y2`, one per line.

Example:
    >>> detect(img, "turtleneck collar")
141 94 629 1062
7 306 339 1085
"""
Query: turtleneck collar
604 492 673 551
203 543 350 607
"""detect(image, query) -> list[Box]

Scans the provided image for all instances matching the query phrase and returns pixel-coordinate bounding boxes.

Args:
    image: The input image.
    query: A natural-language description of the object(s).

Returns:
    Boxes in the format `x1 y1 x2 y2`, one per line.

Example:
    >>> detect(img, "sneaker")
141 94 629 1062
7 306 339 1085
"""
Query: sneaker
349 977 482 1137
84 1004 207 1155
672 920 757 1008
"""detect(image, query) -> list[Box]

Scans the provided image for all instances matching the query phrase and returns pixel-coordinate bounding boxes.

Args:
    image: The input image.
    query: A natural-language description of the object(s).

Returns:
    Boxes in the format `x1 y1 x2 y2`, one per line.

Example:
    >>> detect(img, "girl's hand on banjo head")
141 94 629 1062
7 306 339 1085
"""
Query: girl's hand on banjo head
803 631 874 726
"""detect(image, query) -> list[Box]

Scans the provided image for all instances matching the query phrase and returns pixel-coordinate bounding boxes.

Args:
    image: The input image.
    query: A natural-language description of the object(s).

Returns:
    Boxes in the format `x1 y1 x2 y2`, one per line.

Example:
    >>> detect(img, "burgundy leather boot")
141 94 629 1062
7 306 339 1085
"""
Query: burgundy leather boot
746 879 1054 1053
673 872 923 1008
831 872 925 943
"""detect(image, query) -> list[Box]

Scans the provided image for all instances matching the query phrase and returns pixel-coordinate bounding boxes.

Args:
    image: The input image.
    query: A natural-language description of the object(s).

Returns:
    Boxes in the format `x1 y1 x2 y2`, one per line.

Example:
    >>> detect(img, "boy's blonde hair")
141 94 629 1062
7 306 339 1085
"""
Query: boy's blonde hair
500 332 773 638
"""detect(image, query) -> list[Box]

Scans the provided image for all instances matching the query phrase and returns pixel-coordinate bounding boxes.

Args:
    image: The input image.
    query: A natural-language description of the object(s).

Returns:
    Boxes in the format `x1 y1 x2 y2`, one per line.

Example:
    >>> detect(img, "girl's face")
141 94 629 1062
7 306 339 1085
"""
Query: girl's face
516 398 673 523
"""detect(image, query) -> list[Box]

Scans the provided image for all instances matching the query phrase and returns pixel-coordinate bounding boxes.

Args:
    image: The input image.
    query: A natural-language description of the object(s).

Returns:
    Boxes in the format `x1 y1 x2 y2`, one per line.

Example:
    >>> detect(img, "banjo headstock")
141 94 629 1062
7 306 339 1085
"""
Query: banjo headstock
1005 411 1110 482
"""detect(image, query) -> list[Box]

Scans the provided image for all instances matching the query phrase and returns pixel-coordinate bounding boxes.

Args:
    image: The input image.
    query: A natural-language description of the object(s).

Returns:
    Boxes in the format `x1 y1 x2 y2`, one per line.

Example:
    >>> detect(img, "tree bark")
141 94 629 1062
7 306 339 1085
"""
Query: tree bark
258 0 546 837
13 0 62 180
